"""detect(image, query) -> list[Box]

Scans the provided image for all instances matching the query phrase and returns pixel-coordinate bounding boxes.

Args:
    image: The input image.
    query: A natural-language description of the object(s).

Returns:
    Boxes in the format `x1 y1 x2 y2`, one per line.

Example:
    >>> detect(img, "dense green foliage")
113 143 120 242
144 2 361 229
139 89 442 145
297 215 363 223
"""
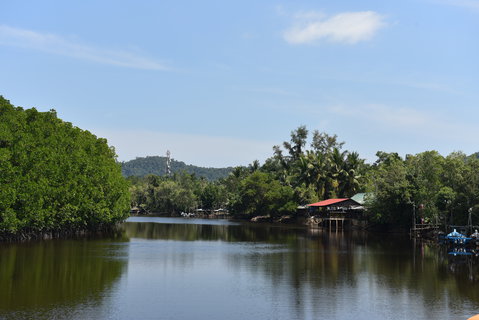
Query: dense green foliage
0 96 130 233
230 171 297 217
129 126 479 229
121 156 233 181
263 126 367 203
128 173 224 214
366 151 479 227
129 126 367 218
5 91 477 232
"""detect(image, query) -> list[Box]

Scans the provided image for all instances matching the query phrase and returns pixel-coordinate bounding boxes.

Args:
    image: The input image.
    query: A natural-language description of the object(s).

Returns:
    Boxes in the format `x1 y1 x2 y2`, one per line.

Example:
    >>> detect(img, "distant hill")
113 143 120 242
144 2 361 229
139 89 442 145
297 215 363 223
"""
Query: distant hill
121 156 233 181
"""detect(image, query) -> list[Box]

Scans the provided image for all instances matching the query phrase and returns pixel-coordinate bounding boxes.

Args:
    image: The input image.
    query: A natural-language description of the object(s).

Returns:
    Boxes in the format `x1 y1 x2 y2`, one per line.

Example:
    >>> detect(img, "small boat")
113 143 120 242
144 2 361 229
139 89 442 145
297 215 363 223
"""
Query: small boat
469 229 479 246
446 229 472 245
181 212 195 218
448 247 474 256
471 229 479 239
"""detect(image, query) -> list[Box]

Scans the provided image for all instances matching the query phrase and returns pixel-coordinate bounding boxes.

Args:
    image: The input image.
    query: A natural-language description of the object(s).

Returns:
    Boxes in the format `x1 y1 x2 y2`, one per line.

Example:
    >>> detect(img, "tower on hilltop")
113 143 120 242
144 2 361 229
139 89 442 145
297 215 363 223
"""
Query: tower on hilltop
166 150 171 177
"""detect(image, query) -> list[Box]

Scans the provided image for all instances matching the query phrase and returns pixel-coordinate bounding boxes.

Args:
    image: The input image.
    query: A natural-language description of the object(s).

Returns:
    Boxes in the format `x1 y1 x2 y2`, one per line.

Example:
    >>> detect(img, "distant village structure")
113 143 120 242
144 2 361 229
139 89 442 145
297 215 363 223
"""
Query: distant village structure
305 193 369 230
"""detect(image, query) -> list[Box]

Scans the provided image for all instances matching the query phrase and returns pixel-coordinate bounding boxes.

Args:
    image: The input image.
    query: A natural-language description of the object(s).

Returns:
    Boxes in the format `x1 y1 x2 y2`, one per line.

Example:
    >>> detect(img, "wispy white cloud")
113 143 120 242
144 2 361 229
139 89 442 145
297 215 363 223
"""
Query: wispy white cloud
397 80 463 95
0 25 167 70
283 11 386 45
328 104 478 141
324 103 479 161
330 104 428 129
433 0 479 11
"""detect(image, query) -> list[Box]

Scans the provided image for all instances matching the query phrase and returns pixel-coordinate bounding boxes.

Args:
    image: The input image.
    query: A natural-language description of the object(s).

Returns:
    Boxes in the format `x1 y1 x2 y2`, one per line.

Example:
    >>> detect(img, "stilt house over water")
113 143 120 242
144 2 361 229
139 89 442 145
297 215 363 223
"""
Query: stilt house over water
307 196 365 230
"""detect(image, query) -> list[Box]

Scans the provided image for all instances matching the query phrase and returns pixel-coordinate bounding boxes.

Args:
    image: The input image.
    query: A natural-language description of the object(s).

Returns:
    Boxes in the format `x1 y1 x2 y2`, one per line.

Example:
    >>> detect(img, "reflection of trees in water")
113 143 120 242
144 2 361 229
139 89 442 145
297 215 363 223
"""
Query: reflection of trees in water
122 221 307 244
124 221 479 290
124 222 370 289
225 230 479 318
226 229 369 289
362 238 479 303
435 244 479 300
0 234 128 316
124 221 479 316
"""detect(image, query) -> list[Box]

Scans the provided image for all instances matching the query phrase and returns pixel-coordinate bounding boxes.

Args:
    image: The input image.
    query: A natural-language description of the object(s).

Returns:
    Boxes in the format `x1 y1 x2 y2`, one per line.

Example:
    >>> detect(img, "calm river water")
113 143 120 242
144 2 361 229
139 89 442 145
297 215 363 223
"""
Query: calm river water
1 217 479 319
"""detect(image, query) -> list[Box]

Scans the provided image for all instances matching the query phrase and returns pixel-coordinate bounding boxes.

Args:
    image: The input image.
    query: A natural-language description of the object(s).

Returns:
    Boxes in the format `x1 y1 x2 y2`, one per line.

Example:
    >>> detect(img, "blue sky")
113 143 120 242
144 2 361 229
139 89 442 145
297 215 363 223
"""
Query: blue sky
1 0 478 167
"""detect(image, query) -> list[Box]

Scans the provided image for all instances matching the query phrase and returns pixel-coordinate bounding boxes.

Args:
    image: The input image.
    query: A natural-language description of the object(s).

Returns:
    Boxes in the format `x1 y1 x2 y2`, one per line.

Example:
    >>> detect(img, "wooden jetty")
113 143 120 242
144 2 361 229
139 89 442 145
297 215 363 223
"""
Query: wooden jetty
411 223 479 240
410 223 440 237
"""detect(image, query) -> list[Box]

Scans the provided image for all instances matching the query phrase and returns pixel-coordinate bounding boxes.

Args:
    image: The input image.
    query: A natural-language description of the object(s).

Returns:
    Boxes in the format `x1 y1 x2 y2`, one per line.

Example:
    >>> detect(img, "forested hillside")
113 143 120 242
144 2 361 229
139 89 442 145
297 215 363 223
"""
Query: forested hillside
121 156 233 181
0 96 130 235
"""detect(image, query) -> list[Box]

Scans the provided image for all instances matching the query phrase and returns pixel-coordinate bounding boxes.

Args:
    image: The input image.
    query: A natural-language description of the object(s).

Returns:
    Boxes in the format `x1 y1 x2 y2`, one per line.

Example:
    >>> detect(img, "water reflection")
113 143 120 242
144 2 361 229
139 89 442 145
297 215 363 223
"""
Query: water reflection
0 233 129 319
1 219 479 319
122 219 479 319
123 219 307 243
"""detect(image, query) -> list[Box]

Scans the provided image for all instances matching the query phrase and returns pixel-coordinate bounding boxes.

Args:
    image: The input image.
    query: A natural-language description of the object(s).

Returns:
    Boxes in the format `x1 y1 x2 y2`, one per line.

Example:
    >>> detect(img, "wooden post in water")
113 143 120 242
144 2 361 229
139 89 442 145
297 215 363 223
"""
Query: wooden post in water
468 208 473 235
413 202 416 231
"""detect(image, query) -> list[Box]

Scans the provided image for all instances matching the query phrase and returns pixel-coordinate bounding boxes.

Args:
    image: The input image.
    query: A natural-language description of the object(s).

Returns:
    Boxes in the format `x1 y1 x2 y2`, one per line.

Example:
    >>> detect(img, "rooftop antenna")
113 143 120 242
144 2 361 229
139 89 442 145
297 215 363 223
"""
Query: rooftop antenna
166 150 171 177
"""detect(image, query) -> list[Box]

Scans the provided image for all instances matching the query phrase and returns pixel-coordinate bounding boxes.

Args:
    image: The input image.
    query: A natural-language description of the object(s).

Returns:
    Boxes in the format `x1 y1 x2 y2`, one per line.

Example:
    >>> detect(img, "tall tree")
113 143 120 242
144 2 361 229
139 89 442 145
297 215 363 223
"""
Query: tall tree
311 131 344 156
366 152 412 226
282 125 309 162
341 152 364 197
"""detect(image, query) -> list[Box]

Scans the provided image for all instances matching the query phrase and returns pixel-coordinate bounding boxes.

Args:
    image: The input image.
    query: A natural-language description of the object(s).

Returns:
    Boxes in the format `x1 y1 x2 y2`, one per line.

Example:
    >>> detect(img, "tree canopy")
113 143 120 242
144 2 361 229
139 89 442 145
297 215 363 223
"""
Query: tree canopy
365 151 479 227
129 126 368 218
129 126 479 229
0 96 130 234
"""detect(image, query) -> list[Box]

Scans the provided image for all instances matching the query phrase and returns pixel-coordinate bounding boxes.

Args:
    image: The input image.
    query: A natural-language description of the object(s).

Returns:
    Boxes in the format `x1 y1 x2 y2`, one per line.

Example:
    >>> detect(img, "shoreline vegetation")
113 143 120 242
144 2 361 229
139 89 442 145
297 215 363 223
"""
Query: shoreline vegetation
2 96 479 241
0 96 130 241
129 126 479 232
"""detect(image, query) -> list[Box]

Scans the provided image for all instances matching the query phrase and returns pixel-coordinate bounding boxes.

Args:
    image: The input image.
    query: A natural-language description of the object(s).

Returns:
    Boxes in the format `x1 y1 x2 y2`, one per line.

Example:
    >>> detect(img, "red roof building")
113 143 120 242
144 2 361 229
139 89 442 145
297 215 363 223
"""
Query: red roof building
308 198 350 207
307 198 363 214
305 198 365 230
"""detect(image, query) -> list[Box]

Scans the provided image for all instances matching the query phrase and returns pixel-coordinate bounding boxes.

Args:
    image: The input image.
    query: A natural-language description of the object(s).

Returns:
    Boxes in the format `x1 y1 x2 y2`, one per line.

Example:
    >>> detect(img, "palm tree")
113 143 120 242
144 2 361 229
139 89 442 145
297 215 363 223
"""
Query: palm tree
249 160 260 173
340 152 363 197
294 151 328 200
324 147 346 198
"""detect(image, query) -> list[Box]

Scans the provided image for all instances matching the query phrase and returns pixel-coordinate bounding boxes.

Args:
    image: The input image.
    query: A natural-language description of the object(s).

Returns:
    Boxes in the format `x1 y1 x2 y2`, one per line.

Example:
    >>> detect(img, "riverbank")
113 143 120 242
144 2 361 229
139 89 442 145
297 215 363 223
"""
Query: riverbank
0 224 125 243
130 211 426 235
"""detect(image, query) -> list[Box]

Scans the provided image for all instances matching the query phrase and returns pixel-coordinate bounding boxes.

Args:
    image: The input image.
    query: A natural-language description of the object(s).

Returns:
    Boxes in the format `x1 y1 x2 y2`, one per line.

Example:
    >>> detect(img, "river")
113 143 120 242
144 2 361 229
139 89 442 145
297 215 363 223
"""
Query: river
0 217 478 319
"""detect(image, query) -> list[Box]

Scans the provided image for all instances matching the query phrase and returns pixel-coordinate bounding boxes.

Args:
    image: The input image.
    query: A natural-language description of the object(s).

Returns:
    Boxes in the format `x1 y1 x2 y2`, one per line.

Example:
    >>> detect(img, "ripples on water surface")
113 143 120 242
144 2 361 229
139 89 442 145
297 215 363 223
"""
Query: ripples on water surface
1 216 478 319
